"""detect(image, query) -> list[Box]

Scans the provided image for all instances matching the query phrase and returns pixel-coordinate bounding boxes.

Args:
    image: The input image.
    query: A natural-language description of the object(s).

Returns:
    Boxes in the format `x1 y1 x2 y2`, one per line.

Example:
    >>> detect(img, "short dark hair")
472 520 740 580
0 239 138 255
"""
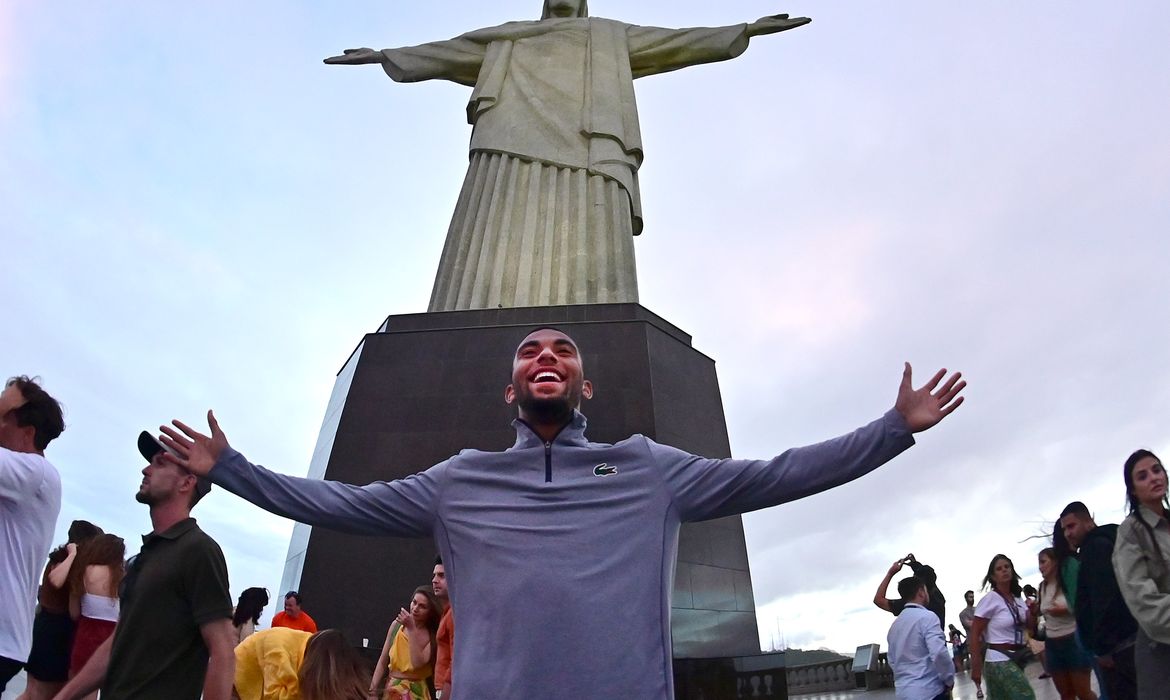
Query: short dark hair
6 376 65 450
964 590 974 597
434 554 443 566
1060 501 1091 519
285 591 302 604
516 326 577 351
897 576 925 601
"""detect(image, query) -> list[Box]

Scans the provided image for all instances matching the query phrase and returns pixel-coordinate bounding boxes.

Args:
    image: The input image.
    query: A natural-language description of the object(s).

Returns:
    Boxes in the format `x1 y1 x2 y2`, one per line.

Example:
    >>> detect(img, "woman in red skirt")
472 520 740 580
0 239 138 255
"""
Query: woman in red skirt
67 533 125 698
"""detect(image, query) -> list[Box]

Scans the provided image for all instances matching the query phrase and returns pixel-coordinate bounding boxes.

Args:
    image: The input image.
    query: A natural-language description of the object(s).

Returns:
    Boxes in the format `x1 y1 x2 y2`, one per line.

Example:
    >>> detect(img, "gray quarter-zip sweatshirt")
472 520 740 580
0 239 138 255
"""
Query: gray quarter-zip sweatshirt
211 408 914 699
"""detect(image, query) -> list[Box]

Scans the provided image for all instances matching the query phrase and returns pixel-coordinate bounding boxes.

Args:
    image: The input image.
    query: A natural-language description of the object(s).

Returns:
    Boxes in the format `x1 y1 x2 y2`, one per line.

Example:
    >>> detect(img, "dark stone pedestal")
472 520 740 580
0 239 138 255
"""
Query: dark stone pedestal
282 303 760 663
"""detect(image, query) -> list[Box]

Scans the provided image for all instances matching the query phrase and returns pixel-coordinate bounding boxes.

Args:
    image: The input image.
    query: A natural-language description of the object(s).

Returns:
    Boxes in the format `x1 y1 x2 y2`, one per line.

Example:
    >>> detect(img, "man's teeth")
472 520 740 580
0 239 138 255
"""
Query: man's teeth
535 371 561 382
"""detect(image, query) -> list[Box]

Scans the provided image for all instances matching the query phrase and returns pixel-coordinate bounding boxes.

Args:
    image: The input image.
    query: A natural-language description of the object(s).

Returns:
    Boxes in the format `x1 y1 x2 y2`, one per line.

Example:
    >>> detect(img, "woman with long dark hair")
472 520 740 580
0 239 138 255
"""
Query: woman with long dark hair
232 587 271 644
370 586 442 700
1113 449 1170 700
1036 546 1096 700
234 627 370 700
970 554 1036 700
66 533 124 699
17 520 102 700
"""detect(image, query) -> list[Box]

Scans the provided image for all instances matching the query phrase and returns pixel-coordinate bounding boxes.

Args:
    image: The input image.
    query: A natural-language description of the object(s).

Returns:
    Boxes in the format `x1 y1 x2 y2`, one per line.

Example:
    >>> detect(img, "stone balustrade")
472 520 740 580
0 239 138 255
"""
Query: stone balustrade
786 652 895 696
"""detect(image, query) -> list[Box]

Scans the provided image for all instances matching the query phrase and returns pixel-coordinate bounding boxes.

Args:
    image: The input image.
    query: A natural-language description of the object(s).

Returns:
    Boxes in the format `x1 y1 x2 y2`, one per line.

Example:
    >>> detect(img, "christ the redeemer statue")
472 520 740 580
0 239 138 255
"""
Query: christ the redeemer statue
326 0 810 311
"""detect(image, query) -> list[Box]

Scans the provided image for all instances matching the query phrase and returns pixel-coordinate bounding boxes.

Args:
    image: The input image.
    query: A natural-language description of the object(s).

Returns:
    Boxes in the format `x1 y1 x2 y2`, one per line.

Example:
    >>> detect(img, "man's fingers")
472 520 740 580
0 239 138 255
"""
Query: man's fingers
919 367 946 393
940 396 965 418
900 362 913 390
160 425 193 452
938 378 967 406
157 440 189 465
160 451 188 468
934 371 963 398
170 418 204 441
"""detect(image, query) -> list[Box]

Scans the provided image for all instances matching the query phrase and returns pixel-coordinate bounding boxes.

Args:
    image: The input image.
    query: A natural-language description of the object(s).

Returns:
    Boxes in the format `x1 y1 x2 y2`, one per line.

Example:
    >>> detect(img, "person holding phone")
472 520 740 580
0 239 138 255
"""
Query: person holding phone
370 587 442 700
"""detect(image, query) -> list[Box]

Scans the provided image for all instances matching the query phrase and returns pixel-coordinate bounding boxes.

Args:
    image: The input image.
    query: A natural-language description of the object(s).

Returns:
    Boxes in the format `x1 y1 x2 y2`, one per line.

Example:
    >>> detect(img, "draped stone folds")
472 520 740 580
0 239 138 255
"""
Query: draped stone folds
428 152 638 311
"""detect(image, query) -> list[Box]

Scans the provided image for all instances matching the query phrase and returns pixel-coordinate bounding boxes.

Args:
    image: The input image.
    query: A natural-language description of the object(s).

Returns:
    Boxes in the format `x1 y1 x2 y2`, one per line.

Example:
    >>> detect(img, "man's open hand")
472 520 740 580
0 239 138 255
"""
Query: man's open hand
895 363 965 433
159 410 230 477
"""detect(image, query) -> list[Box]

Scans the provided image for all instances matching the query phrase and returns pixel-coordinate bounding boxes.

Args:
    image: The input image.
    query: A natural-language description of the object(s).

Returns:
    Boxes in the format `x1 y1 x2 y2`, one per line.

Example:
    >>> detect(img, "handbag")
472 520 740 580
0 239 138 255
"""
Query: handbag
1034 615 1047 642
1033 582 1047 641
987 643 1031 669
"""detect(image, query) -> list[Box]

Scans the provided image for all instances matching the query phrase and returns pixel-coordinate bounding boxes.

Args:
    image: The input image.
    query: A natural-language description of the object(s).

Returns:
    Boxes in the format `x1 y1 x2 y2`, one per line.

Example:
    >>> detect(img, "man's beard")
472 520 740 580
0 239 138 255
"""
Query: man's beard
135 489 156 505
519 394 574 425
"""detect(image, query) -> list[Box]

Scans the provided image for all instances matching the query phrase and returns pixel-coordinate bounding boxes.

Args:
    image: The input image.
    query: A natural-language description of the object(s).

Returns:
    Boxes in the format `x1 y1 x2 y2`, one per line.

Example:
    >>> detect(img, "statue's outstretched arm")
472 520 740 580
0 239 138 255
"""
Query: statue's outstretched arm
324 48 385 65
324 39 486 86
627 14 810 79
746 14 811 38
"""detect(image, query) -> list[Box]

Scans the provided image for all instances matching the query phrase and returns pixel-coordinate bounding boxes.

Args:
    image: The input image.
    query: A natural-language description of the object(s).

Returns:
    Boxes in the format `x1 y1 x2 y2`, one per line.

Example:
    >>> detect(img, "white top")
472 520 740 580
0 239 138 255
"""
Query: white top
80 593 120 622
974 591 1028 663
234 617 256 644
0 447 62 662
1038 581 1076 639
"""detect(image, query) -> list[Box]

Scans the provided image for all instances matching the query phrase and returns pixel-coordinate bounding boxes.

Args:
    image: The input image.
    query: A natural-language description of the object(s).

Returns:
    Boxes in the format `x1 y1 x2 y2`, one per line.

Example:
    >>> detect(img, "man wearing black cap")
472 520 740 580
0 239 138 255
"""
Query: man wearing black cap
54 433 235 700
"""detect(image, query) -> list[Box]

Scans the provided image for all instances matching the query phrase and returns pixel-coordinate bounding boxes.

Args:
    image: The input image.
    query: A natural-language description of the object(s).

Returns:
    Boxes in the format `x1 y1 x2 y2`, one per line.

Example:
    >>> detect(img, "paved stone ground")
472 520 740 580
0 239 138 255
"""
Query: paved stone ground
794 661 1101 700
4 659 1101 699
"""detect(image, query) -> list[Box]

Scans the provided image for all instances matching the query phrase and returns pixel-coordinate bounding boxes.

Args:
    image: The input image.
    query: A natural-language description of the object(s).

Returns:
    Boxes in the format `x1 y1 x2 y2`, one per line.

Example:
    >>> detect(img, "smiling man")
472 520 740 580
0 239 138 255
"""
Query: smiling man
160 327 965 700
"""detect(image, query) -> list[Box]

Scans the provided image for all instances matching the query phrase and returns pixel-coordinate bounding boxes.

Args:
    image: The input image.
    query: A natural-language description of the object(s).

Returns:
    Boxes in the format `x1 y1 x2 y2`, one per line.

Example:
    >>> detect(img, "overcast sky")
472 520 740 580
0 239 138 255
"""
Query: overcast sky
3 1 1168 655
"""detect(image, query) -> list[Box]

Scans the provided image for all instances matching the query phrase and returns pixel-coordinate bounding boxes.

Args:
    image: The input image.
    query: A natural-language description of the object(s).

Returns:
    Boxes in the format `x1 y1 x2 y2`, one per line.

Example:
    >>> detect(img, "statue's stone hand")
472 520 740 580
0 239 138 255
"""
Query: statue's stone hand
323 48 385 65
747 14 812 37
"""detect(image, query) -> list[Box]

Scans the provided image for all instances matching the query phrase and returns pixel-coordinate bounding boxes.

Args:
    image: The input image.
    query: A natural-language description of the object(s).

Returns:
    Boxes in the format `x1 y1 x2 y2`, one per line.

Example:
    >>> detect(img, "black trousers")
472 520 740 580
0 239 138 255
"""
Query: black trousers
1102 643 1137 700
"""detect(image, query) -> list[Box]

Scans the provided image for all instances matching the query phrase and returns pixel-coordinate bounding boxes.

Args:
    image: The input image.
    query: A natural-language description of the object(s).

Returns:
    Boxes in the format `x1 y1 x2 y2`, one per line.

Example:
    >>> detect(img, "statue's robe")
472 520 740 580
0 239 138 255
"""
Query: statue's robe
379 18 751 310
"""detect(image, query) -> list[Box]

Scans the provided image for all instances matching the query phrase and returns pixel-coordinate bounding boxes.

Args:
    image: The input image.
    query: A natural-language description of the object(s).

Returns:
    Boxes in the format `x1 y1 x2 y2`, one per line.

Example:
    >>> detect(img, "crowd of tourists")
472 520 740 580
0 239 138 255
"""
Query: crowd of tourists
0 375 461 700
1 320 968 700
880 456 1170 700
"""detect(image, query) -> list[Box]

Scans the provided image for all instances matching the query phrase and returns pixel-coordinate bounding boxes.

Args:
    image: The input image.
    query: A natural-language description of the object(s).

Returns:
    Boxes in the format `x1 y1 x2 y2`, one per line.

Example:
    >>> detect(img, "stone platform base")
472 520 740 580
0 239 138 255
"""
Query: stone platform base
283 303 760 661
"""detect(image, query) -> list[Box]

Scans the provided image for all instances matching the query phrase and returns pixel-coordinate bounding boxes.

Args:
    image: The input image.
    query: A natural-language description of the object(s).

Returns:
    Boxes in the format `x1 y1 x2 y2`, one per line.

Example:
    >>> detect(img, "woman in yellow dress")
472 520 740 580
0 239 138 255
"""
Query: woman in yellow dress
234 627 369 700
369 587 442 700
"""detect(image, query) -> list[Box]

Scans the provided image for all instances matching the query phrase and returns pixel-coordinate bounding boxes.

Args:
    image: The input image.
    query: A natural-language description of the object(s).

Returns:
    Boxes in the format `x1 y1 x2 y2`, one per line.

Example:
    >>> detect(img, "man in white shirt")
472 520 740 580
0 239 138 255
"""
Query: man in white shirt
888 576 955 700
0 376 64 692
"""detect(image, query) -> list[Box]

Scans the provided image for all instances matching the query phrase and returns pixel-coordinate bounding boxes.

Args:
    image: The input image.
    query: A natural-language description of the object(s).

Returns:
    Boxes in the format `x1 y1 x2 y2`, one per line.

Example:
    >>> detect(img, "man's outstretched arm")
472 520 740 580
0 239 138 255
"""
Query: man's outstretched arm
663 364 965 521
160 412 440 537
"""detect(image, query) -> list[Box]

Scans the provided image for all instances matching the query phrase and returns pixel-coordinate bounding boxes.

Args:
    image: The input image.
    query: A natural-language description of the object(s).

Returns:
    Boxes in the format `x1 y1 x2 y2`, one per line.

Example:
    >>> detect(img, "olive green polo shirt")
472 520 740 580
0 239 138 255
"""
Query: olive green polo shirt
102 518 231 699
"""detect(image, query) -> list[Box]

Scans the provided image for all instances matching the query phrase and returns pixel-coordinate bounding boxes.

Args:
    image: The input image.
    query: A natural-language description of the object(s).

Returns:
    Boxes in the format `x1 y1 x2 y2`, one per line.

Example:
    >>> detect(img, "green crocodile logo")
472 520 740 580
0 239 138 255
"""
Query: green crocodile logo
593 463 617 477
